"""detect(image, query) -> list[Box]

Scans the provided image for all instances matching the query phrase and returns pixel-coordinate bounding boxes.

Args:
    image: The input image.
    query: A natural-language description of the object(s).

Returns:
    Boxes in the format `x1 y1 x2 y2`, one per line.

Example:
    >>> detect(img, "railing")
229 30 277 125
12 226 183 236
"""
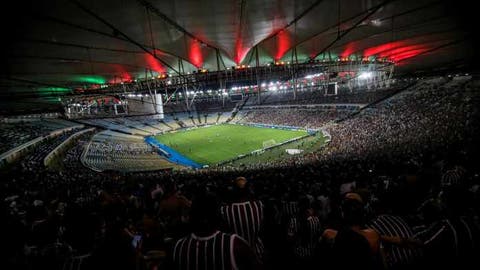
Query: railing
44 128 96 167
0 124 84 165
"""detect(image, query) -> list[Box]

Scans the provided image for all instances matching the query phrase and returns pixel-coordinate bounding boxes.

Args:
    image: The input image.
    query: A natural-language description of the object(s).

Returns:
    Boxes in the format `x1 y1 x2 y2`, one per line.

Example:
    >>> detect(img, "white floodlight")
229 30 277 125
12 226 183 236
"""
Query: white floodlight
359 72 373 80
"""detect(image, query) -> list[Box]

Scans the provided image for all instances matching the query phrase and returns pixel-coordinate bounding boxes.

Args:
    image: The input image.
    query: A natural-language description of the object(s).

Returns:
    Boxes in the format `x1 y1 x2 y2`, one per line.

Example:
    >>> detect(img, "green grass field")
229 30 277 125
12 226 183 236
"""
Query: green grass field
228 131 327 166
154 124 308 165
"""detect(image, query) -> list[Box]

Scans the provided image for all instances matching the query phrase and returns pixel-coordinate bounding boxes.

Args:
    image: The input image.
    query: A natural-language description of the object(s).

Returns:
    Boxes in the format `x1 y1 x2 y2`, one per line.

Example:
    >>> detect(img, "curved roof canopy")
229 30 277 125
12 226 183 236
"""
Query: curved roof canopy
0 0 476 108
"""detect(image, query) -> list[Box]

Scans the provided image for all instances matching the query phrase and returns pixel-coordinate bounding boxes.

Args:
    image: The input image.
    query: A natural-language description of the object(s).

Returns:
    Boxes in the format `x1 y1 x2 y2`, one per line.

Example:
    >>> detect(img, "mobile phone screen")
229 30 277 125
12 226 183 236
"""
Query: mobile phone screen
132 235 142 248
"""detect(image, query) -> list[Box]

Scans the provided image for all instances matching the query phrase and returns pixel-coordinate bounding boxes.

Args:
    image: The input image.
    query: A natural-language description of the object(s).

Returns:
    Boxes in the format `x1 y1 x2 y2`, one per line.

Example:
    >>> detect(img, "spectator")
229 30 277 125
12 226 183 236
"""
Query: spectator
172 193 259 270
286 196 322 267
220 177 265 260
414 189 480 269
321 193 386 269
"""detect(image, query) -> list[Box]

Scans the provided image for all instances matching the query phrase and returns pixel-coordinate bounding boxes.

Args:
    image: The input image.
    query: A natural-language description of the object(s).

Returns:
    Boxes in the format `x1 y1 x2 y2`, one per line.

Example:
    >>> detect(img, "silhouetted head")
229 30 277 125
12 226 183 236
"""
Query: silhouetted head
340 193 365 226
231 176 250 202
417 198 444 224
190 192 220 234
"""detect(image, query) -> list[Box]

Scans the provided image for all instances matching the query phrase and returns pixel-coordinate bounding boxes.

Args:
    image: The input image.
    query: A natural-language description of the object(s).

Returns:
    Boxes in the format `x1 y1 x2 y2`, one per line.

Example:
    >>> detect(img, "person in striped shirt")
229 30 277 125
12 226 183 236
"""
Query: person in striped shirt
172 192 259 270
368 214 421 269
287 196 322 267
321 193 386 269
367 191 422 269
414 189 480 269
220 177 265 259
280 187 300 220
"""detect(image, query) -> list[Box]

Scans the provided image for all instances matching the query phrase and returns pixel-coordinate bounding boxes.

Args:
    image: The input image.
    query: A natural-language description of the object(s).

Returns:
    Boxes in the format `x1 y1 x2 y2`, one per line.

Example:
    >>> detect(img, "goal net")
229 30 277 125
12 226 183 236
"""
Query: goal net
262 139 277 149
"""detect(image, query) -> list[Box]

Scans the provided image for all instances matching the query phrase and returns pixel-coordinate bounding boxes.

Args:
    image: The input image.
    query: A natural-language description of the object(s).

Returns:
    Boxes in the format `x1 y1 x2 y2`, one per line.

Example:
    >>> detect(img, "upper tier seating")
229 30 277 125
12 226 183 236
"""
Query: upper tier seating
0 119 80 154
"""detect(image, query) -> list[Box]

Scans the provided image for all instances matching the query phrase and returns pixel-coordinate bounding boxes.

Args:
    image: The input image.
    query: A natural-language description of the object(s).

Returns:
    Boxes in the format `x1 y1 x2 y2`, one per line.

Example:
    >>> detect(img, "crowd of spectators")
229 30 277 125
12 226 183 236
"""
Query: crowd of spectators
1 76 479 270
239 107 353 128
253 85 401 106
322 76 478 162
19 129 83 170
0 120 77 154
192 98 236 113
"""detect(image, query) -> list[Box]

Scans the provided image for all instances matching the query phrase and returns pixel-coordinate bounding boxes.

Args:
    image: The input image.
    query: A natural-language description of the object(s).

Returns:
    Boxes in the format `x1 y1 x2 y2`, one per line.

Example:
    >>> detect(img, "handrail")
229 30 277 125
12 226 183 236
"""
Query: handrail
0 124 84 165
43 128 96 167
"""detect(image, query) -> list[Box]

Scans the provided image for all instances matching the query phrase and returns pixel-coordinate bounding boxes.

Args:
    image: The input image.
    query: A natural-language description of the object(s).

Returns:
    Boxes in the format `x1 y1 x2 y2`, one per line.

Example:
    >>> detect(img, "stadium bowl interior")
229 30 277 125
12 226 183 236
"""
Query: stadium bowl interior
1 0 479 269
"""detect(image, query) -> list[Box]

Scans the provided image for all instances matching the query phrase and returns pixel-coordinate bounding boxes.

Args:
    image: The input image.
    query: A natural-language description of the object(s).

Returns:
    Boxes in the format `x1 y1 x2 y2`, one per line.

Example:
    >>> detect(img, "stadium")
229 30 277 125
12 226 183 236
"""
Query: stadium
1 0 479 269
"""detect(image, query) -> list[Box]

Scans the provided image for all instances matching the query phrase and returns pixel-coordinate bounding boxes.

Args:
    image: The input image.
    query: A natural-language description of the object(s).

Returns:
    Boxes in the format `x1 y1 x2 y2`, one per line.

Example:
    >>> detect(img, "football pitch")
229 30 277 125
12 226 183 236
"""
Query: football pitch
154 124 309 165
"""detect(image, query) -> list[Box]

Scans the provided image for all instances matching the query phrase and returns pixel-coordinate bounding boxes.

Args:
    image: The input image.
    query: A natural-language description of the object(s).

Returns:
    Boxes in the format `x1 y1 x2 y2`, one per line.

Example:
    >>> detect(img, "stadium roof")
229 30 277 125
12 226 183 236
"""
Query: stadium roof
0 0 476 110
